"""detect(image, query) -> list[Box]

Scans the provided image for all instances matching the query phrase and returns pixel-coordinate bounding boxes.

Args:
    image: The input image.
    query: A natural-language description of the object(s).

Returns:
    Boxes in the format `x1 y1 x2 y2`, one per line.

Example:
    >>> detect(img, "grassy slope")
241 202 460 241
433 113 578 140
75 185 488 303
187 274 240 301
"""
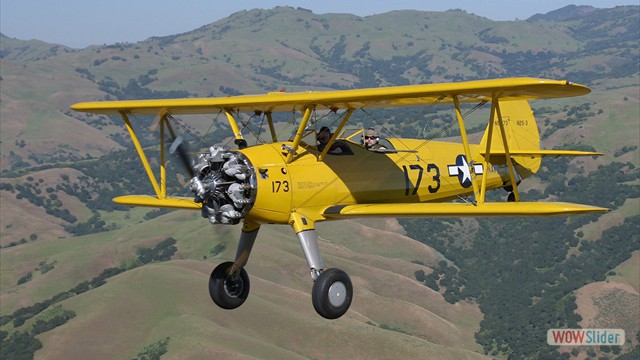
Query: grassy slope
609 250 640 294
2 211 486 359
0 60 124 170
590 78 640 156
0 192 69 246
39 262 486 360
0 167 101 246
575 279 639 349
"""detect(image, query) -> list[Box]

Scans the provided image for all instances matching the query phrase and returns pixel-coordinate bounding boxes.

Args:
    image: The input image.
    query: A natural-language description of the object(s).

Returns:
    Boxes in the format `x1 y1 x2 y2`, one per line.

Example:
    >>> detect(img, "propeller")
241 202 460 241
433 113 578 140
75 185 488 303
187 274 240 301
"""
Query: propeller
170 135 195 179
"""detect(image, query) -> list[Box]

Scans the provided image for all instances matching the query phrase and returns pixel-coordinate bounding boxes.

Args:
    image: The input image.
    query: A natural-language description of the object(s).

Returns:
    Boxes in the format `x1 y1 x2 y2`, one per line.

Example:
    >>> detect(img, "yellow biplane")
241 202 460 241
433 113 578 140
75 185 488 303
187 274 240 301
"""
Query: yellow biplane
72 77 607 319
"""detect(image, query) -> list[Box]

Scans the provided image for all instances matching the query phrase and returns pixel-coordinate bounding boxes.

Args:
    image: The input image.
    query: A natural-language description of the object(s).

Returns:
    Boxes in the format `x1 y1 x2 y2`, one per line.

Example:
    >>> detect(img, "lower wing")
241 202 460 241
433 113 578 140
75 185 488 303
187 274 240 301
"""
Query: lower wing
323 202 608 219
113 195 201 209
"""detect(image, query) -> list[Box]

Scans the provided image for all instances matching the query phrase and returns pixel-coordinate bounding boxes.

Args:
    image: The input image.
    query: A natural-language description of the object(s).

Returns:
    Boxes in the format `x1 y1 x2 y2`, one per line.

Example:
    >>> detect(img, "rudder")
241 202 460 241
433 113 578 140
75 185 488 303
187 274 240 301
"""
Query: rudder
479 100 542 179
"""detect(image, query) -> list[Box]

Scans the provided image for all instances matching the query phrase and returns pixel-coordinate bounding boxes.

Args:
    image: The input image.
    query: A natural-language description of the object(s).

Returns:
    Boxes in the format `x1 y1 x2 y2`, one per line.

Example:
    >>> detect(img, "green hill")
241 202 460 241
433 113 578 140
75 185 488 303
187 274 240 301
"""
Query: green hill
1 211 486 359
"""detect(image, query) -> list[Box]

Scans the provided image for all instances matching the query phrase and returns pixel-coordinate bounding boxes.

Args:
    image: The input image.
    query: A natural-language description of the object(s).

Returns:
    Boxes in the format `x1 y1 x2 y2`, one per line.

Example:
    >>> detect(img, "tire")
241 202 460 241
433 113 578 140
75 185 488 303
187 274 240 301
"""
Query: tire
209 261 250 310
312 268 353 319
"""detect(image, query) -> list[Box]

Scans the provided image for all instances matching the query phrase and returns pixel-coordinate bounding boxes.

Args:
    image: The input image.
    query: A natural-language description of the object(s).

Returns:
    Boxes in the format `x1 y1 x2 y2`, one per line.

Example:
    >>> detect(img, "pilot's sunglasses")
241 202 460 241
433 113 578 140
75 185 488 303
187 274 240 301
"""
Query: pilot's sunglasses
365 136 377 140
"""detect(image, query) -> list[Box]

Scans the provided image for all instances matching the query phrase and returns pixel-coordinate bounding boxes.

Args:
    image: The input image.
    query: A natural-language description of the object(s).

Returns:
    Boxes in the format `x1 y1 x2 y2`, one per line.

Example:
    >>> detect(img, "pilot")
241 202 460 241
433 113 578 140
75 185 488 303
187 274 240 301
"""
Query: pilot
364 128 386 150
316 126 353 154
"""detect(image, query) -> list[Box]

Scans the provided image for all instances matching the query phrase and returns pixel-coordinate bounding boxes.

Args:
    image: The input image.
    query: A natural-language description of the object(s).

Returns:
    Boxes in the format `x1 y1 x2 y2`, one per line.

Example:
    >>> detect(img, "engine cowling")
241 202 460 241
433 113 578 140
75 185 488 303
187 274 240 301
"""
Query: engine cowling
189 146 256 224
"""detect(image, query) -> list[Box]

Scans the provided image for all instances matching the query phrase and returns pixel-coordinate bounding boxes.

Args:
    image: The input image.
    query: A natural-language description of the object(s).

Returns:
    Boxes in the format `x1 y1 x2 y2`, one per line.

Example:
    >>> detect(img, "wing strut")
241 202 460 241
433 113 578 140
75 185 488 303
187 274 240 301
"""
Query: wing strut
159 113 167 198
225 109 247 148
318 108 355 161
478 100 497 204
265 112 278 142
163 114 178 140
121 112 164 199
494 101 521 202
286 106 313 163
453 96 481 204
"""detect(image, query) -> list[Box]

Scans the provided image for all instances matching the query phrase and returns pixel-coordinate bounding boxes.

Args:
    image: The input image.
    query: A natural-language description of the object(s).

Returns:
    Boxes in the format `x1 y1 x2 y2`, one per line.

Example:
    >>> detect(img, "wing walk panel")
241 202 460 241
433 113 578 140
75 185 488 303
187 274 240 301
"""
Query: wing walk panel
323 202 608 219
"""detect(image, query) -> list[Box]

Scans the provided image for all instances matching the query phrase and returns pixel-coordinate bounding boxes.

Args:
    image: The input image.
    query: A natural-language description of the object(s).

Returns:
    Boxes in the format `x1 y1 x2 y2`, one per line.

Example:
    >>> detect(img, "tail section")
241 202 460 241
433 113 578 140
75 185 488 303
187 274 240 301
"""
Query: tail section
479 100 542 179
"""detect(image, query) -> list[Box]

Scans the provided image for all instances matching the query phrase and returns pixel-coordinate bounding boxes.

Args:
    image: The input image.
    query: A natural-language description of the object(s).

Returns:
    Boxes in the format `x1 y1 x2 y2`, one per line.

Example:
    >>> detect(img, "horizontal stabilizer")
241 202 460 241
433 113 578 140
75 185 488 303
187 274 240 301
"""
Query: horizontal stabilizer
113 195 201 209
323 202 607 219
482 150 602 157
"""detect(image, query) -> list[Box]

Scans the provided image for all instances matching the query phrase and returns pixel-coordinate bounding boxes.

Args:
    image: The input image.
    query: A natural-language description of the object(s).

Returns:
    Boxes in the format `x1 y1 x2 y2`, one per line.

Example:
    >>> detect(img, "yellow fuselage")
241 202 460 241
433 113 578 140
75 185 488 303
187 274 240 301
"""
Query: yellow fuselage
241 138 515 225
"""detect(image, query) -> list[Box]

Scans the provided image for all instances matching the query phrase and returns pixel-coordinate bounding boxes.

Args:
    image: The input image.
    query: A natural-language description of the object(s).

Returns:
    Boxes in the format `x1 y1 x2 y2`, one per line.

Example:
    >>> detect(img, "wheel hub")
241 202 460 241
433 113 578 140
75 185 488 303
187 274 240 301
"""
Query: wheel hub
224 277 244 298
328 281 347 307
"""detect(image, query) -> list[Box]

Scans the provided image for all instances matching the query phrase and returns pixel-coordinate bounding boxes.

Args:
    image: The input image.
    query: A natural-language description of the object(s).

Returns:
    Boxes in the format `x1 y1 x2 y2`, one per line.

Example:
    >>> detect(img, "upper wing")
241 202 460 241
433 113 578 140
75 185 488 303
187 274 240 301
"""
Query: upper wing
71 77 589 115
323 202 608 219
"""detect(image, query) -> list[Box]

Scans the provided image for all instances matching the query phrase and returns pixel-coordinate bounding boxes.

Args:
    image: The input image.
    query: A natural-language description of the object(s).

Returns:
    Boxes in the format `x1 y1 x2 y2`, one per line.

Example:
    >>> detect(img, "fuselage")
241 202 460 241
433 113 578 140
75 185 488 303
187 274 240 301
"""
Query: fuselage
240 137 529 225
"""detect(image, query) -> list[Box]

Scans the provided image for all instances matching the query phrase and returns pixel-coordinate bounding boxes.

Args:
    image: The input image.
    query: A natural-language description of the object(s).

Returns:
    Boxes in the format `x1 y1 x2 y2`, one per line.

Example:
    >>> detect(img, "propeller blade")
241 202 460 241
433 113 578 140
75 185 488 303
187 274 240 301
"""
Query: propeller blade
170 136 195 178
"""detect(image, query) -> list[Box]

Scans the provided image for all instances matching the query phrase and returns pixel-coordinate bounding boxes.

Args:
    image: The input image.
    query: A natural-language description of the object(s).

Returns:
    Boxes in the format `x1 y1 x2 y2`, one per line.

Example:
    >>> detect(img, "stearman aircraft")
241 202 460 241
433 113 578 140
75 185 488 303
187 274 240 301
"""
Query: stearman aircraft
72 77 608 319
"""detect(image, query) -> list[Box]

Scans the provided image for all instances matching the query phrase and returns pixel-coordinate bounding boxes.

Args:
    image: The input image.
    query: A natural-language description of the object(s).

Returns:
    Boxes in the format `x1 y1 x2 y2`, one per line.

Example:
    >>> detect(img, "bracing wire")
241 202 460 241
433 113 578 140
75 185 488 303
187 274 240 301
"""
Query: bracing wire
167 115 208 147
202 110 223 140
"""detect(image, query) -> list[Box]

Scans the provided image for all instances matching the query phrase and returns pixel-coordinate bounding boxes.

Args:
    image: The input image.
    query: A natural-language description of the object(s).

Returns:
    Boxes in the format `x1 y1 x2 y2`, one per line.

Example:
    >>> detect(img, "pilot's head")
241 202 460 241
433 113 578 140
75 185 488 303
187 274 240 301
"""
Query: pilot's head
317 126 331 144
364 128 379 148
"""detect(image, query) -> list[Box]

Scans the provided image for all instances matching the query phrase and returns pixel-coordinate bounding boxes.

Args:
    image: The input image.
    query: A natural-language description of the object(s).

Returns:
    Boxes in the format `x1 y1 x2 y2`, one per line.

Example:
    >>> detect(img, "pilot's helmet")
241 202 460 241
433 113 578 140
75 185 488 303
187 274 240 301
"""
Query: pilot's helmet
317 126 331 139
365 128 378 138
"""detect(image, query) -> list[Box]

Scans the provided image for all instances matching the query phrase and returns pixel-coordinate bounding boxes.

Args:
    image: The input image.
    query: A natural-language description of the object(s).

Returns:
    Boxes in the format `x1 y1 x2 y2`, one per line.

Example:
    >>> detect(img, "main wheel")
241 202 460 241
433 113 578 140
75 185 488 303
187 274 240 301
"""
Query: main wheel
312 268 353 319
209 261 250 309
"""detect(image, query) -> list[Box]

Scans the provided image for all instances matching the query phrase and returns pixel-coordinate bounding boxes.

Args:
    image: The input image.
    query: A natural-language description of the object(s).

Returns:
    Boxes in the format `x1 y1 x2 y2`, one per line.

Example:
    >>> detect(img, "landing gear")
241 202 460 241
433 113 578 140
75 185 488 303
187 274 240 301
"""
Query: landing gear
297 228 353 319
504 185 516 202
208 223 258 311
312 268 353 319
209 261 250 309
503 179 521 202
207 219 354 319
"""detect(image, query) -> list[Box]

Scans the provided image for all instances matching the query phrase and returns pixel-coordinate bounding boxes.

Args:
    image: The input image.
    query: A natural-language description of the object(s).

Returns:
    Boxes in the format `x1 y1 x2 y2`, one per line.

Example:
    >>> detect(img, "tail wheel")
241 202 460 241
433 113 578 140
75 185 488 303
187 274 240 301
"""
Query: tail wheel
312 268 352 319
209 261 250 309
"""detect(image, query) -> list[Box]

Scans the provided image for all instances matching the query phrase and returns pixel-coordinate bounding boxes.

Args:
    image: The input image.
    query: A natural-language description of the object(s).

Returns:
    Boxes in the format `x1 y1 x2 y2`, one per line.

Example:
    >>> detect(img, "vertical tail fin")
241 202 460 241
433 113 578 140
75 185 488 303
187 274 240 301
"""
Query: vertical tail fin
479 100 542 178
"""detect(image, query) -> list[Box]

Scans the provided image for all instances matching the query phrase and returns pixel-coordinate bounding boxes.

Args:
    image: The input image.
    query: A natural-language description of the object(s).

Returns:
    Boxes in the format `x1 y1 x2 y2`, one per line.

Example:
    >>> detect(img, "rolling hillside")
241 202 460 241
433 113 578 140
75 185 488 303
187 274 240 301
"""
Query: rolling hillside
1 212 488 359
1 5 639 359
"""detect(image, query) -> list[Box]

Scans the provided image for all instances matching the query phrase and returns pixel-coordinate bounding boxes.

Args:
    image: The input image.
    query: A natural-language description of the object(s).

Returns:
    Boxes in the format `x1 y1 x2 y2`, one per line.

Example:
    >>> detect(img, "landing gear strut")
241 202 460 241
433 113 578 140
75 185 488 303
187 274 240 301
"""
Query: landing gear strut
207 222 353 319
297 229 353 319
208 224 258 310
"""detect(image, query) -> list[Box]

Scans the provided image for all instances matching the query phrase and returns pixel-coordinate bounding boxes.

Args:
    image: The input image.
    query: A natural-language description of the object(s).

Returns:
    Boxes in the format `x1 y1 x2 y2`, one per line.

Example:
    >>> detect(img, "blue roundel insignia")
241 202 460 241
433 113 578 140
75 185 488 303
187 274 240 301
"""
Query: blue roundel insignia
447 154 483 188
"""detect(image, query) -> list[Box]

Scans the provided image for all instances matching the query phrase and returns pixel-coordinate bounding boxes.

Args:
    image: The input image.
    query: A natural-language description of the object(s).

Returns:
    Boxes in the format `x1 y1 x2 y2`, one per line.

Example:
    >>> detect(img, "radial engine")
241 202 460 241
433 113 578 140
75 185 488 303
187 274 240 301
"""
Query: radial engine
189 146 257 224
